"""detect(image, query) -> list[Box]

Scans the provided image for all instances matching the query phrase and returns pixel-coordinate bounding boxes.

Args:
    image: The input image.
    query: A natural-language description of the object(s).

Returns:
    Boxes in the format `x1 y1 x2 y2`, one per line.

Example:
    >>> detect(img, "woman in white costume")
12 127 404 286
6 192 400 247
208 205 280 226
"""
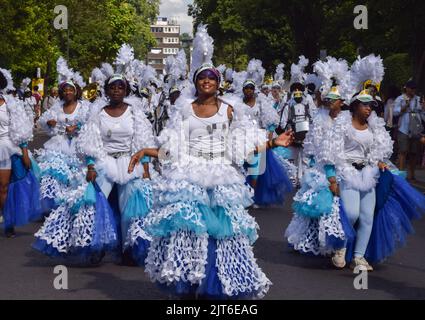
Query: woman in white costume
36 57 90 214
127 55 293 298
33 74 156 265
0 68 41 237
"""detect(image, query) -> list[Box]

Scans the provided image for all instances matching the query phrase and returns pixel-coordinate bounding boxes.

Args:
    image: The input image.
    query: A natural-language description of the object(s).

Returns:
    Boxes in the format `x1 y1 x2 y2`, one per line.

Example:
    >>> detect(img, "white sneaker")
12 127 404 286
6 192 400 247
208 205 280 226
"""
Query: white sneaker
332 248 346 268
350 256 373 271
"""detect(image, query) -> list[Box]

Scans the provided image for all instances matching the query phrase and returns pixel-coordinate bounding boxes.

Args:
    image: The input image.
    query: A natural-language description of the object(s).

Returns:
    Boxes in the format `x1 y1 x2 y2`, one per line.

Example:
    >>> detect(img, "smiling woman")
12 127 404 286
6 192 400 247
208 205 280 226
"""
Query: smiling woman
125 55 294 298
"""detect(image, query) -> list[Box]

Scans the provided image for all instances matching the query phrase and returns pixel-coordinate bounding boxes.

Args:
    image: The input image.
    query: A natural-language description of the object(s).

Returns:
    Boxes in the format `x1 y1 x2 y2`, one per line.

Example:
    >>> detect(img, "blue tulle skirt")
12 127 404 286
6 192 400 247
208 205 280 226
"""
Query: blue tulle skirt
251 149 293 206
32 182 119 264
123 190 153 265
345 170 425 263
157 237 263 299
3 155 42 230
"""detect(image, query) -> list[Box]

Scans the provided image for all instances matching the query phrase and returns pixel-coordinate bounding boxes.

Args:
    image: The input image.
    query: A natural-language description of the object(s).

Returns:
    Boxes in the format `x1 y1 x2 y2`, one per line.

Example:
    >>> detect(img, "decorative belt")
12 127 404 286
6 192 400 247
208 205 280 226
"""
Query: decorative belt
350 161 368 171
192 151 226 161
108 151 131 159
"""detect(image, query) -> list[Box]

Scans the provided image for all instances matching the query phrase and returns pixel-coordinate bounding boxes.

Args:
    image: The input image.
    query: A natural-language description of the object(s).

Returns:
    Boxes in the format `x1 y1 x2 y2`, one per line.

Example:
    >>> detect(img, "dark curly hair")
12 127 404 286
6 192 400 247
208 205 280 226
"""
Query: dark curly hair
0 71 8 90
104 77 131 97
58 82 82 101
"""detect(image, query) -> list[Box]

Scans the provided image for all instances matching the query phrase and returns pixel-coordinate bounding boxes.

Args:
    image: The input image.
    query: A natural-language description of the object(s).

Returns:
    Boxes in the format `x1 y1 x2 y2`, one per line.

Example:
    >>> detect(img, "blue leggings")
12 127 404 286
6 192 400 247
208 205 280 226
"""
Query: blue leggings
340 185 376 258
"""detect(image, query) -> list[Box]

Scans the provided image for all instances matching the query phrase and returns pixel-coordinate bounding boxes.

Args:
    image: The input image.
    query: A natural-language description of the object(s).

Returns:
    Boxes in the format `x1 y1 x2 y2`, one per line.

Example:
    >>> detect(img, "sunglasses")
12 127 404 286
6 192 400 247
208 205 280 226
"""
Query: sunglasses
197 70 219 81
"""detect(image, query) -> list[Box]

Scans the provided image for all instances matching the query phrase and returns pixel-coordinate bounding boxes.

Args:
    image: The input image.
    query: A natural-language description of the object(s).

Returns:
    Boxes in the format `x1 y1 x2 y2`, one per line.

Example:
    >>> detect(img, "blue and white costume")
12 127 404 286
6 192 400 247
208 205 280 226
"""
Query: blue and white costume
131 95 272 298
285 109 353 255
286 109 425 264
240 93 293 206
36 100 90 214
33 98 156 262
0 85 42 231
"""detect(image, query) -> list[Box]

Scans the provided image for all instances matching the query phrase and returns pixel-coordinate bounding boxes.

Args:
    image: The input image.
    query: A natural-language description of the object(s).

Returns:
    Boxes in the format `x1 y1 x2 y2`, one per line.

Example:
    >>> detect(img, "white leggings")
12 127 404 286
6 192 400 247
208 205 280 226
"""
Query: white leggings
340 184 376 258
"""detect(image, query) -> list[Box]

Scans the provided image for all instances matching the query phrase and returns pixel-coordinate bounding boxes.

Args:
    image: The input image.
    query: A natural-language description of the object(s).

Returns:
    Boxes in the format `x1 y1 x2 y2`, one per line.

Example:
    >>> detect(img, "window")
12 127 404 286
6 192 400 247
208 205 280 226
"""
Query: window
148 59 162 65
150 48 162 54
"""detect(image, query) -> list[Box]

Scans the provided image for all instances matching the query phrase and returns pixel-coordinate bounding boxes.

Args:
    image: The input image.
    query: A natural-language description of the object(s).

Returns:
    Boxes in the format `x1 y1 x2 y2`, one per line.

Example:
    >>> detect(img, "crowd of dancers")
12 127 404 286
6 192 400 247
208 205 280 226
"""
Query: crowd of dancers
0 25 424 299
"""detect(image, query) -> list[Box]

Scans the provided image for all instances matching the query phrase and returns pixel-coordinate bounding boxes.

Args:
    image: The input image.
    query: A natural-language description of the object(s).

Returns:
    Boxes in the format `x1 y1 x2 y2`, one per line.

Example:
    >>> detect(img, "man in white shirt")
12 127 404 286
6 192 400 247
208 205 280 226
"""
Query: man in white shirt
393 80 425 180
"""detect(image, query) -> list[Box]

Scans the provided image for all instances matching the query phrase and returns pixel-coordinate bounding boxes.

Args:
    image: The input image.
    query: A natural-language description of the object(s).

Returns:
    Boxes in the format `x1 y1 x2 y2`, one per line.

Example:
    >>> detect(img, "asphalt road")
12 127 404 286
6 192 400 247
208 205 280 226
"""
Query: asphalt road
0 129 424 300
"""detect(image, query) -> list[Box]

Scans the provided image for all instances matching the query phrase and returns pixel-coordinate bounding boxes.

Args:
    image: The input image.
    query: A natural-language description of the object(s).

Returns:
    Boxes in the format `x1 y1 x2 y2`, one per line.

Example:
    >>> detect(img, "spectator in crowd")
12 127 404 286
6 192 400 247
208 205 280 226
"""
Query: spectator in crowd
42 87 59 112
32 85 42 120
393 80 425 180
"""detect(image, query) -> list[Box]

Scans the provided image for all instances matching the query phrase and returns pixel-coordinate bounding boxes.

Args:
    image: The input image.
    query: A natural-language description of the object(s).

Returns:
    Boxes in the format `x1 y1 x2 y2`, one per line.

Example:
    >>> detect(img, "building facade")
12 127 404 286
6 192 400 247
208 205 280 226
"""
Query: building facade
147 17 181 74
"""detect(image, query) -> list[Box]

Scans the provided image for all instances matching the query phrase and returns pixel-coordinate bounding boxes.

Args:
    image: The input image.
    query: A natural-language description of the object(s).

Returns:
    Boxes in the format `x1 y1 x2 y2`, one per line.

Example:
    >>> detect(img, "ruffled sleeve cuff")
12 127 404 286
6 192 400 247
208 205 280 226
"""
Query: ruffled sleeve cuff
324 164 336 179
267 124 277 132
86 156 96 166
140 156 150 164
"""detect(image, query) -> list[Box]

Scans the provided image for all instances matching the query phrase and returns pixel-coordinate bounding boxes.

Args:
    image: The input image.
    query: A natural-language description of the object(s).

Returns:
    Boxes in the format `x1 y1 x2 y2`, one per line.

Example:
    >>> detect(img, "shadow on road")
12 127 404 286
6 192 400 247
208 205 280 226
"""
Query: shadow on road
73 271 168 300
254 237 332 270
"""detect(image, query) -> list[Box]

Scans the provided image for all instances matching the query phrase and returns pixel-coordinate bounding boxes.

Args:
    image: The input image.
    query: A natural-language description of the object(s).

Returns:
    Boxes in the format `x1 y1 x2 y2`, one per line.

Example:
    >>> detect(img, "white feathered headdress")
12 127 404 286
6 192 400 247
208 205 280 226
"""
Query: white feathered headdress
290 55 309 85
0 68 15 93
57 57 86 88
164 49 188 93
113 43 139 90
231 71 247 94
20 77 32 92
190 24 215 83
274 63 285 81
100 63 114 79
225 68 234 82
90 68 106 85
244 59 265 88
217 64 226 76
313 56 351 98
350 54 385 92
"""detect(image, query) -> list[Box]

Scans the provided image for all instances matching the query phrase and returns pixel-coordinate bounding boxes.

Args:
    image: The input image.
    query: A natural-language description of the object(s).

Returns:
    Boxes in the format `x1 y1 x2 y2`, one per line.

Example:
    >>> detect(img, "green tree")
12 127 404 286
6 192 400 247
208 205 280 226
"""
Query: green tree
0 0 159 90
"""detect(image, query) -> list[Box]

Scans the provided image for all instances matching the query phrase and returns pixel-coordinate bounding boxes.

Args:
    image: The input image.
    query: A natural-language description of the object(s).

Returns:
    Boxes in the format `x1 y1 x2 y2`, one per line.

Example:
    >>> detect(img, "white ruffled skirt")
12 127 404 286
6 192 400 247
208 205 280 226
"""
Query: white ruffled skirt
129 156 272 299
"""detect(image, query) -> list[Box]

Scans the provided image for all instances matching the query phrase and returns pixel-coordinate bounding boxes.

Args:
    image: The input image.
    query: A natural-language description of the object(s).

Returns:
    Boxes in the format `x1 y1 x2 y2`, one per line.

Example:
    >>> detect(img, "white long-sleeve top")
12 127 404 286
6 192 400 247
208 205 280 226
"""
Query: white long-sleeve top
318 111 393 191
0 95 33 161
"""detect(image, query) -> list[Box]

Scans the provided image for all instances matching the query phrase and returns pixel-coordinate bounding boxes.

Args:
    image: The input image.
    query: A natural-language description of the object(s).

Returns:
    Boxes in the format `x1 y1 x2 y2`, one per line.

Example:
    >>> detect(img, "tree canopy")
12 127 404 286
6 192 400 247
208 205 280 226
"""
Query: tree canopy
0 0 159 88
189 0 425 92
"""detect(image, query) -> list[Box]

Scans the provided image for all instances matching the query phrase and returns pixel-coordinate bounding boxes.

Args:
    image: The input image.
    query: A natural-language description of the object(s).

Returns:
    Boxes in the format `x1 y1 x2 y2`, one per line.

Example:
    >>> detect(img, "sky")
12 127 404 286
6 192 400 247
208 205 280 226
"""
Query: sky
159 0 194 35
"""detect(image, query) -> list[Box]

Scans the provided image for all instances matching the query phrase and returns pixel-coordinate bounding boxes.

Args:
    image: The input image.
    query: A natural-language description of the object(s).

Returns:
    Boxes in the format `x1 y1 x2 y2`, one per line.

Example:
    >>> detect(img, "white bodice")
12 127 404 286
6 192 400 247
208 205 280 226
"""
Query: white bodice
188 102 230 158
99 106 134 154
344 126 374 163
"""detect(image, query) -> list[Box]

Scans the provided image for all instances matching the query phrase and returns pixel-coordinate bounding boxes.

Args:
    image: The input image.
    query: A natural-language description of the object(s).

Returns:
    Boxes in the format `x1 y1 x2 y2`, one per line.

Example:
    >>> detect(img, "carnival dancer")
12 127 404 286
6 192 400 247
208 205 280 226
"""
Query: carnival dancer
33 47 157 265
36 57 90 215
0 68 41 237
285 85 354 258
126 25 293 299
286 55 425 270
238 59 293 207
